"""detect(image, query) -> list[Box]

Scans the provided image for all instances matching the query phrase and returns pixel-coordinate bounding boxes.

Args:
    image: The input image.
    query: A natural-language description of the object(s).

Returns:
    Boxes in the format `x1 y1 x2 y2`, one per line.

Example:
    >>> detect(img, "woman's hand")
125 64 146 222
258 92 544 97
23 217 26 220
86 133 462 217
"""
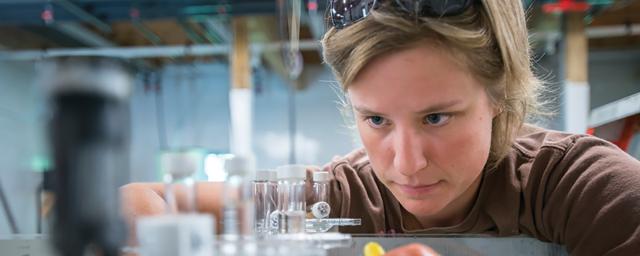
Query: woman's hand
384 243 440 256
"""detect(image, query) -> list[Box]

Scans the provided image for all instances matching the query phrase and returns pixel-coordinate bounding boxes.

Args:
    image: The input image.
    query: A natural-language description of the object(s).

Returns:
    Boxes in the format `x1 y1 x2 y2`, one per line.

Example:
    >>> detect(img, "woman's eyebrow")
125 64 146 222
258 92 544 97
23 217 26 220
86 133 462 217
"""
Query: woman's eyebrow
353 99 462 116
416 100 463 114
353 105 384 116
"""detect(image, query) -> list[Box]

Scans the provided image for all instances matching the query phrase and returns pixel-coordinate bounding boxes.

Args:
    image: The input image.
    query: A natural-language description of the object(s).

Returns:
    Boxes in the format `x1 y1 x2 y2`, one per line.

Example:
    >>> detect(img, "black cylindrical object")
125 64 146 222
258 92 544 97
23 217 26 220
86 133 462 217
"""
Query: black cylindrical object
42 57 132 256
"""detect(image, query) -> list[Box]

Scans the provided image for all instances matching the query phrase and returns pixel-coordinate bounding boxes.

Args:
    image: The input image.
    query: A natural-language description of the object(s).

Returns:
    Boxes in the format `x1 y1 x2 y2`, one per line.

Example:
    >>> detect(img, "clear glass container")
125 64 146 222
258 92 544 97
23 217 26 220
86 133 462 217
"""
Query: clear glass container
305 218 362 233
160 150 204 213
310 171 330 219
253 169 277 234
270 165 307 234
222 155 256 236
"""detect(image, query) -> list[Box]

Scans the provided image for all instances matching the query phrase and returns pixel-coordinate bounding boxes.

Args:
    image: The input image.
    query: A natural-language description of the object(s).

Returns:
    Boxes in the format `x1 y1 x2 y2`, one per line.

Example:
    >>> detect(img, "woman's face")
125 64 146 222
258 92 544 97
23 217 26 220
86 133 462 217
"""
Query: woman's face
347 45 497 226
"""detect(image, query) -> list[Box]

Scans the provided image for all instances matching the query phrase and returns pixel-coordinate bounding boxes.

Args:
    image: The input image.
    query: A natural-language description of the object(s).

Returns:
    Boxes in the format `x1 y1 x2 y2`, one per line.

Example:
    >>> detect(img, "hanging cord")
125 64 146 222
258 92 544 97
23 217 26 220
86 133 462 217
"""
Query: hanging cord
0 178 19 234
289 0 301 55
151 72 168 150
279 0 303 164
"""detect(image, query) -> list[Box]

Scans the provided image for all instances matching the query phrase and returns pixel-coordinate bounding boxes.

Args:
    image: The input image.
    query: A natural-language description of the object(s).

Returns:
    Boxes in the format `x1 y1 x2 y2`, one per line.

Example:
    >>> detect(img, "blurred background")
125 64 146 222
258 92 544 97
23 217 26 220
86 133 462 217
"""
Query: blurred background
0 0 637 237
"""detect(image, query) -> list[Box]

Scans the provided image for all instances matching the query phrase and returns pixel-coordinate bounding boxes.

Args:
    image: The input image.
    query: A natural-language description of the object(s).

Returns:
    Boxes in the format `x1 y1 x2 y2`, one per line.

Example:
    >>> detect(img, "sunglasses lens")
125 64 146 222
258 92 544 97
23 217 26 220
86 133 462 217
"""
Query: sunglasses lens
394 0 473 16
331 0 377 29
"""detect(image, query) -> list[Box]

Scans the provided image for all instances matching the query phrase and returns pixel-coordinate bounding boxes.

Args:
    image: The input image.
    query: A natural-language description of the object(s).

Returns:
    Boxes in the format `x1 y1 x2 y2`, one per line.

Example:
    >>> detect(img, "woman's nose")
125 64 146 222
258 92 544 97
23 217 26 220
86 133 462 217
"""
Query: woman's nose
392 128 428 176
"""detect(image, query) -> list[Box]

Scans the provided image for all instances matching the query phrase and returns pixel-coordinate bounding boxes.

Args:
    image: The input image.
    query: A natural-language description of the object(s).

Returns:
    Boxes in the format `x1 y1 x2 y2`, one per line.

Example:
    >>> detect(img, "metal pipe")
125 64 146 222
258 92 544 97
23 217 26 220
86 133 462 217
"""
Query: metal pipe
205 18 232 43
177 19 206 44
586 24 640 38
55 0 112 34
54 23 116 47
0 40 321 61
132 20 163 45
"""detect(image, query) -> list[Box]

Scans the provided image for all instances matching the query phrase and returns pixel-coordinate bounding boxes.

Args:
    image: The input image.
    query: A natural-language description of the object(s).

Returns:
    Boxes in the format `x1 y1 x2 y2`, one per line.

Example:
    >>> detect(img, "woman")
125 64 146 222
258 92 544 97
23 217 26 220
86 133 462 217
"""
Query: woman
122 0 640 255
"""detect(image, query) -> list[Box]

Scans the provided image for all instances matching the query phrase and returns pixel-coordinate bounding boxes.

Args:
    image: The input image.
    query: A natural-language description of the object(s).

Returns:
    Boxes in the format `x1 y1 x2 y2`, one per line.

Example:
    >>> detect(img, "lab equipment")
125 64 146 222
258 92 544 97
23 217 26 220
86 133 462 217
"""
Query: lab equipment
136 149 213 256
310 171 331 219
253 169 278 234
222 155 256 236
161 149 204 213
306 218 362 233
42 56 132 256
137 214 214 256
270 165 307 234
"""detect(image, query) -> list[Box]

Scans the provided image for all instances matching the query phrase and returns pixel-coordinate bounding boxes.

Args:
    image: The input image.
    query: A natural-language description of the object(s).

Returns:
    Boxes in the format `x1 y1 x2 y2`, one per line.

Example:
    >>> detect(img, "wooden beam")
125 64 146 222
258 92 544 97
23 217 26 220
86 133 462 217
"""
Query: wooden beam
590 1 640 27
0 26 64 49
589 35 640 49
565 12 588 83
231 16 251 89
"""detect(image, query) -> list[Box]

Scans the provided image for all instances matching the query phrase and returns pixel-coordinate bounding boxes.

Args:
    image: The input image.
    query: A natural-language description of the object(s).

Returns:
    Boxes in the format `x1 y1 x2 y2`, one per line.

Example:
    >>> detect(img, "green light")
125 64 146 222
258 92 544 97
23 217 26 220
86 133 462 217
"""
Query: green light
30 155 51 172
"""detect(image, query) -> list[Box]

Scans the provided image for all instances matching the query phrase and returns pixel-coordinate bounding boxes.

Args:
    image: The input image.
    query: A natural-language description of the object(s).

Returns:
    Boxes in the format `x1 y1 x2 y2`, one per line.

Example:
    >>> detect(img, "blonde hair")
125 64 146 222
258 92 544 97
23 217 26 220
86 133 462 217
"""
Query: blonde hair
321 0 541 168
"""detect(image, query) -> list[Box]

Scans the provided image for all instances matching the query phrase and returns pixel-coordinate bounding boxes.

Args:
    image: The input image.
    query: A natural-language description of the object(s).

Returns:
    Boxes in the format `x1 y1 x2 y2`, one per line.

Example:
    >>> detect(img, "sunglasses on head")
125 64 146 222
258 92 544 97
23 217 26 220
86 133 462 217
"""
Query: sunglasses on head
330 0 475 29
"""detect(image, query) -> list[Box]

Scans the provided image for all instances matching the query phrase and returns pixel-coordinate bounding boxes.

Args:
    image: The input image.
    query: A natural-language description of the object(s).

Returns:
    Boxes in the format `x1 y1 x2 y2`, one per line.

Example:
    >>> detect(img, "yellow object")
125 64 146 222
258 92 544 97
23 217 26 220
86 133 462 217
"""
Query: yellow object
363 242 385 256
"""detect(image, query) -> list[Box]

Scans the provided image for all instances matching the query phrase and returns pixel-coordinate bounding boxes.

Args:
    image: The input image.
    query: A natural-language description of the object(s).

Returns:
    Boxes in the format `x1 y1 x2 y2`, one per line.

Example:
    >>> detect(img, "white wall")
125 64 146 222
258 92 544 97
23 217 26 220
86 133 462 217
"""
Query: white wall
129 63 358 181
0 61 43 235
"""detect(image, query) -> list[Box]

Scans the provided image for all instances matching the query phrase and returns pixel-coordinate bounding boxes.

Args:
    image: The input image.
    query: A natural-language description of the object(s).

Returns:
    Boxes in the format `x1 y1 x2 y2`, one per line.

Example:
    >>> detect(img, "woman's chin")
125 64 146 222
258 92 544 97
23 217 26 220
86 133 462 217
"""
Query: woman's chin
398 197 446 218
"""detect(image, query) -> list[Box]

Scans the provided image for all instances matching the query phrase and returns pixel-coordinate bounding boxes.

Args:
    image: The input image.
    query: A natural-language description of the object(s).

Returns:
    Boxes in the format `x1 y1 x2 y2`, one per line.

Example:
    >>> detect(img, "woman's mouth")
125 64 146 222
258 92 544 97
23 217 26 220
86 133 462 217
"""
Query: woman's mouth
395 181 443 197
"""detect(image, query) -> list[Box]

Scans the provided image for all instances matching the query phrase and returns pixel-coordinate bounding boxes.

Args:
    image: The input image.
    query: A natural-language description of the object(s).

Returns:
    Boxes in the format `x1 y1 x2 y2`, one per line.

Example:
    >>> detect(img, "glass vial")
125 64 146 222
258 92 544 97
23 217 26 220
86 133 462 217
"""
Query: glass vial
222 155 256 236
310 171 331 219
161 150 202 214
253 169 277 234
269 165 306 234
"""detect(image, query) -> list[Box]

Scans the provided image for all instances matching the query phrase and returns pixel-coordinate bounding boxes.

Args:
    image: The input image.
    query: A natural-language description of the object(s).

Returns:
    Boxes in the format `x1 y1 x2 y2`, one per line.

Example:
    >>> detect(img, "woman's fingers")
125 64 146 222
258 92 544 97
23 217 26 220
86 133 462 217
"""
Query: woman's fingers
384 243 440 256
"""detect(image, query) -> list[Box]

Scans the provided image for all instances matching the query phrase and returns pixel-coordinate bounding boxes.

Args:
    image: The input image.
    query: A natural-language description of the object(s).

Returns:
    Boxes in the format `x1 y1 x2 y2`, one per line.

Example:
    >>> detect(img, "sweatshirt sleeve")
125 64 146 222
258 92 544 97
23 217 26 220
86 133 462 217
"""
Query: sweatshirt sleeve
534 135 640 255
323 149 389 233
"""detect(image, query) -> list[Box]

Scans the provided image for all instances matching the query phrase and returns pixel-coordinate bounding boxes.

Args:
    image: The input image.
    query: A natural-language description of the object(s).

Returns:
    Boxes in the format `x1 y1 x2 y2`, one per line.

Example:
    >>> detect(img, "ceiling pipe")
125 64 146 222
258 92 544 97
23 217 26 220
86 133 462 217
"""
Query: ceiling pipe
131 20 162 45
530 23 640 46
202 18 232 43
54 22 116 47
54 0 112 34
586 24 640 38
0 40 321 61
51 22 154 71
177 19 206 44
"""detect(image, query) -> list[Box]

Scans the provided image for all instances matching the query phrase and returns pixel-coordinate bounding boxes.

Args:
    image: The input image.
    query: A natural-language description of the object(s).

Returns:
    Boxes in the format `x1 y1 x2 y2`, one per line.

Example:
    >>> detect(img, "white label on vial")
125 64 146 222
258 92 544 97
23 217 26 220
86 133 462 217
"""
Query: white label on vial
311 202 331 219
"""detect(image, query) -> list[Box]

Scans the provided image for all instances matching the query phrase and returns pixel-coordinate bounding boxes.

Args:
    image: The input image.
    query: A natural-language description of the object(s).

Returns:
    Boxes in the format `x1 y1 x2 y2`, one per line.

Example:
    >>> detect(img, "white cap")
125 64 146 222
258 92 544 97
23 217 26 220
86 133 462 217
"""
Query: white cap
255 169 277 181
275 165 307 180
312 171 330 182
160 150 203 179
225 155 256 176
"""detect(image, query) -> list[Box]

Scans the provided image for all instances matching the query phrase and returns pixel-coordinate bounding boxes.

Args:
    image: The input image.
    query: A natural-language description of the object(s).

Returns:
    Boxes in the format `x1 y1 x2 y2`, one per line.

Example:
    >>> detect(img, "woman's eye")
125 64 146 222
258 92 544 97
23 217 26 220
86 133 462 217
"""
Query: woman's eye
366 116 387 128
424 113 451 126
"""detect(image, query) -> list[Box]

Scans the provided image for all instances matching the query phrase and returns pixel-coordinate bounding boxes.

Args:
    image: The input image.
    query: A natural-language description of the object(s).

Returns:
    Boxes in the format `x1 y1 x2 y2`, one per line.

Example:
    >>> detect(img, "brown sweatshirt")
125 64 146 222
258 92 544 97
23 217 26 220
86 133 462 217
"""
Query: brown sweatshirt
322 125 640 255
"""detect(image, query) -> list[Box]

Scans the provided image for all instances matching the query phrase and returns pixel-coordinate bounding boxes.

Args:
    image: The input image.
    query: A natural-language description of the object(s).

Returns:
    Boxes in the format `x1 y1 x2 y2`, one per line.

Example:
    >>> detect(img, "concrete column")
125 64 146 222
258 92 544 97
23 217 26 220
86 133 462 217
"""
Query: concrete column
563 12 590 133
229 17 253 156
